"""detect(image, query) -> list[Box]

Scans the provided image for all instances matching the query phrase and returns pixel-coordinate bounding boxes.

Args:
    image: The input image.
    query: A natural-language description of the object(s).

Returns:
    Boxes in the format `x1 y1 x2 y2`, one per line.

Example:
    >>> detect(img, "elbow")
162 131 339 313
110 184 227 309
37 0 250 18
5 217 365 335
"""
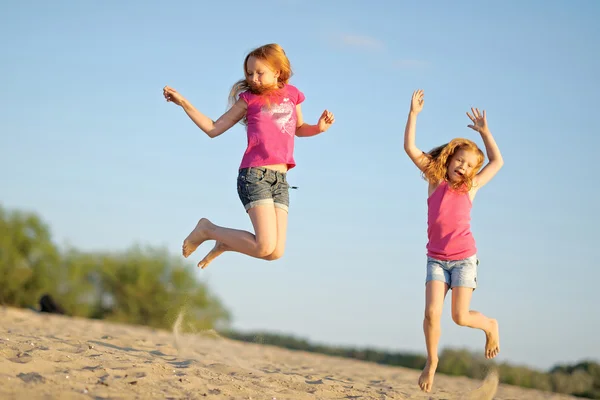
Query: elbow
491 157 504 169
206 128 222 139
295 126 310 137
205 119 226 138
295 124 306 137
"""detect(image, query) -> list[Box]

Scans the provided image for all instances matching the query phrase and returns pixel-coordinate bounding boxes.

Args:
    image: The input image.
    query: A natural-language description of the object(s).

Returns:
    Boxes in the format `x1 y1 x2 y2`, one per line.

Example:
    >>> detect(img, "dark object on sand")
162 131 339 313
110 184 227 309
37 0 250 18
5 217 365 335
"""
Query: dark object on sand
17 372 45 383
39 294 65 315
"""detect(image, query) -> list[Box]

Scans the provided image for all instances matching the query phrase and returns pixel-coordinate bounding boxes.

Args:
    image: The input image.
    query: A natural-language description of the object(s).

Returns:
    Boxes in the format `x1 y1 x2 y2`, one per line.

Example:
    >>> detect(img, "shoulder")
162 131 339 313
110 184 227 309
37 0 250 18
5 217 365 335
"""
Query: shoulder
239 90 261 110
239 90 252 102
283 84 305 104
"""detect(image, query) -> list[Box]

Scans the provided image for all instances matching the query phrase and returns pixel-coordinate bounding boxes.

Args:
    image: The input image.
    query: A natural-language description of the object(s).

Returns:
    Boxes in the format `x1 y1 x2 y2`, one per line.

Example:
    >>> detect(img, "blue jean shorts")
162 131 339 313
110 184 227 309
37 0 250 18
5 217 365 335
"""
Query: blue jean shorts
426 254 479 290
237 167 290 212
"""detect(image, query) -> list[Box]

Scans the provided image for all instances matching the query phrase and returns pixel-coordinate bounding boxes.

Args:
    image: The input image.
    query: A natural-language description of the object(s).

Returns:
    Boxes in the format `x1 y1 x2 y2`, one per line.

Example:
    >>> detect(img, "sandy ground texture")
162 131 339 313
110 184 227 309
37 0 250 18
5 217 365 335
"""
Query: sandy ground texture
0 307 577 400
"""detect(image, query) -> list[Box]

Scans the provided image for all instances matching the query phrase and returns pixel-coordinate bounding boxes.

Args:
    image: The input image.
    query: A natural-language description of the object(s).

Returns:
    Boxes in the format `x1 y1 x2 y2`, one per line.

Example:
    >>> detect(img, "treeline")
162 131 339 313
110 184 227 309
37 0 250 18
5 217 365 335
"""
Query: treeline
0 205 230 332
224 331 600 398
1 204 598 398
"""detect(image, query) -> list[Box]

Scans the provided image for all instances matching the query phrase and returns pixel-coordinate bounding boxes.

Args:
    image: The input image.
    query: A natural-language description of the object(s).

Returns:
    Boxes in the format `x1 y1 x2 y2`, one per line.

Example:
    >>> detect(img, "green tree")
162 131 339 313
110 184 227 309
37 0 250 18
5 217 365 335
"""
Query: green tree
0 205 61 306
0 204 230 332
91 245 230 331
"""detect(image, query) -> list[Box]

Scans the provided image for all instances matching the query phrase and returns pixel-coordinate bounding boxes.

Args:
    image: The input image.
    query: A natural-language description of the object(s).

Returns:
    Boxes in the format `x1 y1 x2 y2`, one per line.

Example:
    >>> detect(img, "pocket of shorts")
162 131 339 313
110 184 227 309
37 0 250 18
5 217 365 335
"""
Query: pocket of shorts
243 168 265 184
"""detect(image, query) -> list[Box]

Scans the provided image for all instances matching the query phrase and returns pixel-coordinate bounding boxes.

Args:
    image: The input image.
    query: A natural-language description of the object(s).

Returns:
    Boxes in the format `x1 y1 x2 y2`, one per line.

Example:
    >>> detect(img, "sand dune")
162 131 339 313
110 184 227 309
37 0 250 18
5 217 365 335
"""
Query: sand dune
0 307 576 399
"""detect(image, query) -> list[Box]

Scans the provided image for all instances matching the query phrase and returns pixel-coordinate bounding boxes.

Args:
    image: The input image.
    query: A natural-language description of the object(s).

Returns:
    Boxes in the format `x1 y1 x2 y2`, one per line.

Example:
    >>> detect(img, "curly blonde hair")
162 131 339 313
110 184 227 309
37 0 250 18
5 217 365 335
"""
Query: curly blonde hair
228 43 293 124
422 138 485 191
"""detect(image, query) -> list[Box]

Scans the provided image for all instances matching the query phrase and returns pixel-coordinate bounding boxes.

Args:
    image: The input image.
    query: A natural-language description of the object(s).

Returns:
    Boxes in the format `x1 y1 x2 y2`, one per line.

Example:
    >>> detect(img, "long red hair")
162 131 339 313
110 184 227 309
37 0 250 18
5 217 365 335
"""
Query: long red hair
423 138 485 191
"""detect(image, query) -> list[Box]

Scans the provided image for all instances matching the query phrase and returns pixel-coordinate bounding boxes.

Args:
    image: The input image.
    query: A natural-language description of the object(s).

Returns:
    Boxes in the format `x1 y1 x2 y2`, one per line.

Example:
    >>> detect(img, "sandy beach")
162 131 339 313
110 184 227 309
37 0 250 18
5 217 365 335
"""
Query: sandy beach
0 307 577 399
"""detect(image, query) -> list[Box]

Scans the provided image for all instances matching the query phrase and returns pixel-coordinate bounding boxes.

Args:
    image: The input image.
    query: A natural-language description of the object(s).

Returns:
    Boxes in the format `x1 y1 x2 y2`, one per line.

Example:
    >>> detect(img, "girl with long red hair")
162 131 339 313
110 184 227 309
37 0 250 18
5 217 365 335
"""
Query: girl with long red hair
403 89 503 393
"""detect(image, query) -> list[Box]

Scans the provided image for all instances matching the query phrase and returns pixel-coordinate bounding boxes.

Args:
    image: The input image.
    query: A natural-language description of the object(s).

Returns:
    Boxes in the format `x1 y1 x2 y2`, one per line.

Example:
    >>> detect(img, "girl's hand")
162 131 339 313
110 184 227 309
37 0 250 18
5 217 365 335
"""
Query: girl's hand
317 110 335 132
467 107 490 134
163 86 186 107
410 89 424 114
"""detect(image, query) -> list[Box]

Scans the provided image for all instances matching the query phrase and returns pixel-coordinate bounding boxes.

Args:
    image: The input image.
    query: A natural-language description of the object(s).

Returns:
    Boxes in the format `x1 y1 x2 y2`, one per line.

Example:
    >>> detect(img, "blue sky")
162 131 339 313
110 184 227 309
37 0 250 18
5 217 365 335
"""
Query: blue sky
1 0 599 371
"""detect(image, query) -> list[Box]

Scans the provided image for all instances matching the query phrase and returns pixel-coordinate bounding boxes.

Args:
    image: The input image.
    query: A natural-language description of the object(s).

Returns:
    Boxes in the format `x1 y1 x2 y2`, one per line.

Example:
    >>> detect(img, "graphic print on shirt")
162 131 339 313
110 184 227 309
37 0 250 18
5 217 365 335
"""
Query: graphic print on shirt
263 97 296 136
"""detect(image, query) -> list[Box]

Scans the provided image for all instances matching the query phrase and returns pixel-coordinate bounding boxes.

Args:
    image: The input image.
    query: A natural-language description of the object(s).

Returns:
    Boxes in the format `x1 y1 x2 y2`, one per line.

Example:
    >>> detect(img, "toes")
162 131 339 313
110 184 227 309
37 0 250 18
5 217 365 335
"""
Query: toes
418 379 431 392
198 257 210 269
485 347 499 359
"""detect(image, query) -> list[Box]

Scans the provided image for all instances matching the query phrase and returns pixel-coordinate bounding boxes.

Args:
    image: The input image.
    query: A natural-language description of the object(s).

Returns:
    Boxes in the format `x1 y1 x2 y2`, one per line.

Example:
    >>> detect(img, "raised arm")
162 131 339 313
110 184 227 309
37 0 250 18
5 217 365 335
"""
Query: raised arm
404 90 430 172
295 105 335 137
163 86 246 139
467 108 504 188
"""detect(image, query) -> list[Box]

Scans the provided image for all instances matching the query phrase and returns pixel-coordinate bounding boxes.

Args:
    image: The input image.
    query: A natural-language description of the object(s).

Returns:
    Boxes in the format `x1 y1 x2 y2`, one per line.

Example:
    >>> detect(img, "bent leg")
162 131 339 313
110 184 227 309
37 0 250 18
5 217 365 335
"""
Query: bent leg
186 167 291 268
185 204 278 269
197 206 288 267
451 287 500 359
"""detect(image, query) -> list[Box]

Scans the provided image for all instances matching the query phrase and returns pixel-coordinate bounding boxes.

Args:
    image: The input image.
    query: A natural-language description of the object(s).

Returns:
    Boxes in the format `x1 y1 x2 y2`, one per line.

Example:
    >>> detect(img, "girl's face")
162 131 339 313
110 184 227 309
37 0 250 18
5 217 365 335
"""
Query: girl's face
447 148 479 183
246 56 280 90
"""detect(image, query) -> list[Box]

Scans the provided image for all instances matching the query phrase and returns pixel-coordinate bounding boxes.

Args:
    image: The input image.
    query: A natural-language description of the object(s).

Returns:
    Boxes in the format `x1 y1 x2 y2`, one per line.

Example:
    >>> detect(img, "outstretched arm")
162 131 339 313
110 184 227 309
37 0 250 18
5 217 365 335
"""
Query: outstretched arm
295 105 335 137
467 108 504 188
404 89 430 172
163 86 246 139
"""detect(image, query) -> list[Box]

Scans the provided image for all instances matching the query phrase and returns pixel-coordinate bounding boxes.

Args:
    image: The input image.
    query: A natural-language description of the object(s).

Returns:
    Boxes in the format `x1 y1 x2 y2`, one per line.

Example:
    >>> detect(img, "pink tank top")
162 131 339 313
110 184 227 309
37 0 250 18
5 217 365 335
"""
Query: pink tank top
426 181 476 260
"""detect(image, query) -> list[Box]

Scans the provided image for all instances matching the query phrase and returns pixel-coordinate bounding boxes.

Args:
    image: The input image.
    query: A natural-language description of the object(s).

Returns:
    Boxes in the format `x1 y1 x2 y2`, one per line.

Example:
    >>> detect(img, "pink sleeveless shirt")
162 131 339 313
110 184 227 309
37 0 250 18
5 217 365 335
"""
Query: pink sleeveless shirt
238 84 305 171
426 181 477 260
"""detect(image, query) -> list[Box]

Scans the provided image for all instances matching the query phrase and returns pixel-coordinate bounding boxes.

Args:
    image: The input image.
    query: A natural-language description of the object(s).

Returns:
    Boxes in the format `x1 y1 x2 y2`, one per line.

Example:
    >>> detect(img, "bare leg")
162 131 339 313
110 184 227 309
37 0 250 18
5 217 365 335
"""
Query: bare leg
419 280 449 393
196 241 231 269
451 287 500 359
182 205 278 266
261 207 288 261
197 207 289 267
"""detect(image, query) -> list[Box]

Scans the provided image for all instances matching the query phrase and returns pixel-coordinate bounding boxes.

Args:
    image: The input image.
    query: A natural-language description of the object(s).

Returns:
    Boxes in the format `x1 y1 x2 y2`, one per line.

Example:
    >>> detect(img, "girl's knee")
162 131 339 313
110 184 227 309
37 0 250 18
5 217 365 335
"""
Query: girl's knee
451 310 469 326
424 307 442 322
254 233 277 257
263 248 285 261
256 241 276 258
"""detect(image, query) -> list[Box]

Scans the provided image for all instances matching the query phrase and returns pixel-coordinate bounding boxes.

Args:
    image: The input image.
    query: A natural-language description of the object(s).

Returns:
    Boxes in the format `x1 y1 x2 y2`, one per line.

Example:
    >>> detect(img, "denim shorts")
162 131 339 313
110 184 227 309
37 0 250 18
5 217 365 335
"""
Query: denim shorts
237 167 290 212
426 254 479 290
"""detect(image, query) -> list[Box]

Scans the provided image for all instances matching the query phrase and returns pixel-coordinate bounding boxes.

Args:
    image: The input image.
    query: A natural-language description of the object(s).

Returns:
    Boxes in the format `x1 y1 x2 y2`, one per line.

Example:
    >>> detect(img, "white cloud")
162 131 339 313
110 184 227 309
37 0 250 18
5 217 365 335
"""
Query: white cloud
331 33 429 69
335 34 386 51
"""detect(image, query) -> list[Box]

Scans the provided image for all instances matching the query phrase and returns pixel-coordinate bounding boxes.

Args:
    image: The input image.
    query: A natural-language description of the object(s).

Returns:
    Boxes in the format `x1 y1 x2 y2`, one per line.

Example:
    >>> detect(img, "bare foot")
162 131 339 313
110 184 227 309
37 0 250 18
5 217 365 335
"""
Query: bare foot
182 218 214 258
485 319 500 359
197 241 230 269
418 358 438 393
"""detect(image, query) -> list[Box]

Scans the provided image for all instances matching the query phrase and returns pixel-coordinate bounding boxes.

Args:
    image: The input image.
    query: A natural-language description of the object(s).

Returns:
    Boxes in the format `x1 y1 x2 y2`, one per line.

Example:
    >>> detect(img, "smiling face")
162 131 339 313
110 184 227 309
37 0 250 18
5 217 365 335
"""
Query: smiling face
447 148 480 183
245 56 280 92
